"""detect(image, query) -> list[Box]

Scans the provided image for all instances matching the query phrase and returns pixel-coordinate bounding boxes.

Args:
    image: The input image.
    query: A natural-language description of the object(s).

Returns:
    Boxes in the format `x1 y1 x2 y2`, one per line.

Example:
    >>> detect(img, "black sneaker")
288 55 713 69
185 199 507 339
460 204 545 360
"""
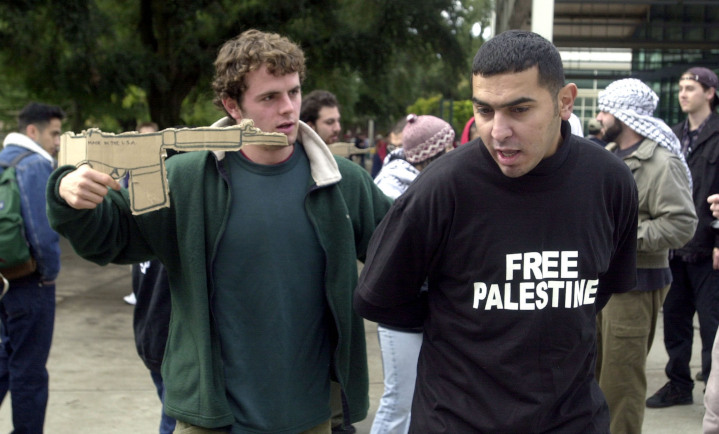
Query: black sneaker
646 382 693 408
331 425 356 433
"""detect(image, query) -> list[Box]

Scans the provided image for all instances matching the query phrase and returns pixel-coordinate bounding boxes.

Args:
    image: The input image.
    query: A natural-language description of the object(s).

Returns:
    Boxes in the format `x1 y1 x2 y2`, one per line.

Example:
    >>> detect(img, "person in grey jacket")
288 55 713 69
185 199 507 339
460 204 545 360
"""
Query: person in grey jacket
596 78 697 434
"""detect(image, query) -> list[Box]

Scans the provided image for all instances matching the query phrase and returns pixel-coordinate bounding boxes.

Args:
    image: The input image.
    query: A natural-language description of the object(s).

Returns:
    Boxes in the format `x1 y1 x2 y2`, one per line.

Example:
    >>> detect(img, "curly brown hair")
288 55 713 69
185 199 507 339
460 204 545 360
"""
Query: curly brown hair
212 29 306 115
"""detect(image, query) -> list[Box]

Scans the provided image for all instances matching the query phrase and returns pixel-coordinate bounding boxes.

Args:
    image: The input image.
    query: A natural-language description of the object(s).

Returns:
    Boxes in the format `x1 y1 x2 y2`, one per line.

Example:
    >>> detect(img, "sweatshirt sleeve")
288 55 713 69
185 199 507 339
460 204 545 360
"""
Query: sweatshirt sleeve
46 165 155 265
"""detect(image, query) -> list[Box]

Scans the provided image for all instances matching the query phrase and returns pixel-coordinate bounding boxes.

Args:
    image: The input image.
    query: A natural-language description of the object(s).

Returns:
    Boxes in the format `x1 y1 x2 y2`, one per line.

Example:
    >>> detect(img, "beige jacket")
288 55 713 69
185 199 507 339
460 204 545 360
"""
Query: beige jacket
606 138 697 269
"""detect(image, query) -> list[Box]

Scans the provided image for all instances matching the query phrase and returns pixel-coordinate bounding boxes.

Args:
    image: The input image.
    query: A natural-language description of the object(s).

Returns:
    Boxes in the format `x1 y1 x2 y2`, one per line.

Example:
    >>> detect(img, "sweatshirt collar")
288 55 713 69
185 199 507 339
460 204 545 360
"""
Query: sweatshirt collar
3 132 55 164
209 117 341 186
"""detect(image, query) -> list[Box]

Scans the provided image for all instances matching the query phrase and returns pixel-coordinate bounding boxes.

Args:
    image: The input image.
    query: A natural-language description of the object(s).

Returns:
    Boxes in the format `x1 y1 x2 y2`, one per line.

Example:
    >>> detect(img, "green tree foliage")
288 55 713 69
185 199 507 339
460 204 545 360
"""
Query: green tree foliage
0 0 490 135
404 0 490 136
407 95 473 136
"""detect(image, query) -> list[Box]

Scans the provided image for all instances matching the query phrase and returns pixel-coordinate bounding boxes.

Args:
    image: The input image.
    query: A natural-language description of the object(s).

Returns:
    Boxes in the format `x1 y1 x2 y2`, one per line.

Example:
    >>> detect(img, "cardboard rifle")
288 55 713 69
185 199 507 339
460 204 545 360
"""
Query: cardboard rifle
59 120 287 215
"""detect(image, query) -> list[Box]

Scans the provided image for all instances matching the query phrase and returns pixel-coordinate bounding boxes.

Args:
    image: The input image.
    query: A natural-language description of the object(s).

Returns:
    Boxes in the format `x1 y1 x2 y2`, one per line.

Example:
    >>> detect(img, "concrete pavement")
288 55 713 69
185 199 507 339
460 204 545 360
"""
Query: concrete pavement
0 238 705 432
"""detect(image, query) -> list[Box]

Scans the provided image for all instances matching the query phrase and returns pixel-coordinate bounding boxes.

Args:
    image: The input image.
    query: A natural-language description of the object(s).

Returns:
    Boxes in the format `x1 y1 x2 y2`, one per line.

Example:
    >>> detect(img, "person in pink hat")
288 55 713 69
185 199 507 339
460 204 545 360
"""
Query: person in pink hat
370 113 454 434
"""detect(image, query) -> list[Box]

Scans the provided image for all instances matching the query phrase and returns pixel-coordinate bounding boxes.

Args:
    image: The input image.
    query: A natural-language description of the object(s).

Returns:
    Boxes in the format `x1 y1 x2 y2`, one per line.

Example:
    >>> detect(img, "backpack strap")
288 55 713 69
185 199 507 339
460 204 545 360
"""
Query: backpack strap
0 151 34 169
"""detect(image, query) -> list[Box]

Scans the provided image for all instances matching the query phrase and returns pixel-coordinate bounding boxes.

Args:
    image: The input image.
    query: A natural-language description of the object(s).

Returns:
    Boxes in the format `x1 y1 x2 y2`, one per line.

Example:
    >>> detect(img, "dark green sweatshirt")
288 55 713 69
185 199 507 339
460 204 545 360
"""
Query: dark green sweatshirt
46 120 392 429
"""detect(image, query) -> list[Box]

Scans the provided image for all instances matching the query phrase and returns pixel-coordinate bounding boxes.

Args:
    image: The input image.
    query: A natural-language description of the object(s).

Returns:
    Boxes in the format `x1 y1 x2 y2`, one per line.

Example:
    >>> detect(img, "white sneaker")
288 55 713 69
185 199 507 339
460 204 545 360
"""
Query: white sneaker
123 293 136 305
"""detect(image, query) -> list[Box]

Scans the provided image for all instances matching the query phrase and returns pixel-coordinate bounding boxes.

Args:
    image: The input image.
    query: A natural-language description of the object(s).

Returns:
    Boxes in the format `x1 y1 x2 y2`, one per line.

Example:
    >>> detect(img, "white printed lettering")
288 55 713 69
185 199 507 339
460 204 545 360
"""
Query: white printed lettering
573 279 585 307
542 251 559 279
486 283 503 309
473 282 487 309
535 281 548 309
548 280 563 307
506 253 522 280
584 280 598 304
524 252 542 280
561 251 578 278
519 282 535 310
504 283 518 310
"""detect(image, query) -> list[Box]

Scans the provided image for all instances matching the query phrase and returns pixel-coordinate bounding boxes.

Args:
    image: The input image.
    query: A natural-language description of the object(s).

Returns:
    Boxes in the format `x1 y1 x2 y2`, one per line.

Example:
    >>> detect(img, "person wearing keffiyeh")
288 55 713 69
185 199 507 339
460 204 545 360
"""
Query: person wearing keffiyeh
595 78 698 433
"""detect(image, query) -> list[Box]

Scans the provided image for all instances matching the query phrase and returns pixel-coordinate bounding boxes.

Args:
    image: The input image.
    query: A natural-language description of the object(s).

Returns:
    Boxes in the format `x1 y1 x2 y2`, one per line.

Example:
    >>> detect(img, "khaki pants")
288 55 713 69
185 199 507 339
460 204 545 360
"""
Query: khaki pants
330 381 345 428
174 419 331 434
596 285 669 434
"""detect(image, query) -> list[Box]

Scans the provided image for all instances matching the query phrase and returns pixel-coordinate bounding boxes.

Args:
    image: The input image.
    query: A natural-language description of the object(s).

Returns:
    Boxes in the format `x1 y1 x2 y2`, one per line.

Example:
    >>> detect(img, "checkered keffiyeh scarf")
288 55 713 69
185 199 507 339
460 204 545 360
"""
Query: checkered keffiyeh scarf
598 78 692 186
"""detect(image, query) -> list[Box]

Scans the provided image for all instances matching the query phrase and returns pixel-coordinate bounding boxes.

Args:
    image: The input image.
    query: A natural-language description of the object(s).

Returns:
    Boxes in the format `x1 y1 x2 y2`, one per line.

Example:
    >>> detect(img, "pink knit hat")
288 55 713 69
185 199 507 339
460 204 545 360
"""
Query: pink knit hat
402 114 455 164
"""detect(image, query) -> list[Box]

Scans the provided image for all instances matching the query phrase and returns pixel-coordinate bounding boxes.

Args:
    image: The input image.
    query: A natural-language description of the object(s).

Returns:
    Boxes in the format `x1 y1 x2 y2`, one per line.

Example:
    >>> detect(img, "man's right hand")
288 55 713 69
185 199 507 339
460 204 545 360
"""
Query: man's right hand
58 165 122 210
709 194 719 219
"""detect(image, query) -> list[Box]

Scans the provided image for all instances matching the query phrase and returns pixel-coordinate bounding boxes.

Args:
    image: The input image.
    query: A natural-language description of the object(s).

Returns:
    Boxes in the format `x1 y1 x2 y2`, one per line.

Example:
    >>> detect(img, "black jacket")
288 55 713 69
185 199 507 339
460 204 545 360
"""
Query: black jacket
132 259 170 373
673 112 719 260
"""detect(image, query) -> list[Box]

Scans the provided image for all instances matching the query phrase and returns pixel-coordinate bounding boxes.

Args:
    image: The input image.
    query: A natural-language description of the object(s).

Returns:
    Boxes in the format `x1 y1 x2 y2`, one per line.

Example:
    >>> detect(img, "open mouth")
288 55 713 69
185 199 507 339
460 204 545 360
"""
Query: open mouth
276 122 295 134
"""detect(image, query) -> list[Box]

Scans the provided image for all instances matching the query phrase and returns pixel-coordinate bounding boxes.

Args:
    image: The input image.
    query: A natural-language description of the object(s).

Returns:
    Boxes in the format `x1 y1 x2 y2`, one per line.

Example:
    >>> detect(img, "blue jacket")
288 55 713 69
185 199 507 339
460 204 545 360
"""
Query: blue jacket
0 138 60 281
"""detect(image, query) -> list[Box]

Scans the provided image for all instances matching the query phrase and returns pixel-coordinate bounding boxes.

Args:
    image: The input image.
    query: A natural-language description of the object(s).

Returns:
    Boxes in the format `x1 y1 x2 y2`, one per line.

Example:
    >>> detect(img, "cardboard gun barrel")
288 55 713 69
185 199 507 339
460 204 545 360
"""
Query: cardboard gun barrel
59 120 287 214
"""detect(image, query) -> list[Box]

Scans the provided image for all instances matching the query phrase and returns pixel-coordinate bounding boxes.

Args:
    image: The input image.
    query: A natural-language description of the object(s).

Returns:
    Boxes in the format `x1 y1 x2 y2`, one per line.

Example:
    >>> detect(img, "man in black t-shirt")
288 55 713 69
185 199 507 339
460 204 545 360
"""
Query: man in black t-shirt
354 30 638 433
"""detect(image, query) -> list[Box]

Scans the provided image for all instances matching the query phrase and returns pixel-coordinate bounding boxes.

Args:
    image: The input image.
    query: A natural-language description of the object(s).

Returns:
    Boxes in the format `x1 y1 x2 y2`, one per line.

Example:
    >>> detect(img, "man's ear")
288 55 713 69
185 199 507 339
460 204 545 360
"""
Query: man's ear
707 86 716 103
558 83 578 121
221 97 243 122
24 124 39 142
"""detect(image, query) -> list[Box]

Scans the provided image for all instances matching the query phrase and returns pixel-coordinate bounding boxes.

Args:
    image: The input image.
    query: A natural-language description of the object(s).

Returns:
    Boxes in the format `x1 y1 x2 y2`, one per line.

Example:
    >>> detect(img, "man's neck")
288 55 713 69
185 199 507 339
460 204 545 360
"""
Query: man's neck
687 105 712 130
616 129 644 150
241 143 295 165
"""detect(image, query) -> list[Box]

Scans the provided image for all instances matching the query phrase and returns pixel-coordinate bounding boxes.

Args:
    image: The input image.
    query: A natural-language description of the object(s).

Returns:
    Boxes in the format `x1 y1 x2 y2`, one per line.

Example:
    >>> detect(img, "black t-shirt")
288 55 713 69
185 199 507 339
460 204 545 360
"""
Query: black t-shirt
356 122 638 433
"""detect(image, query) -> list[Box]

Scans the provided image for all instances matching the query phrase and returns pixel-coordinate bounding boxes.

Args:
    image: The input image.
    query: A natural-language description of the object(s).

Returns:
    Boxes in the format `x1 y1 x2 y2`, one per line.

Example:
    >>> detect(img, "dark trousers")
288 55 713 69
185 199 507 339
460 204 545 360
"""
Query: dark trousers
664 257 719 391
0 275 55 434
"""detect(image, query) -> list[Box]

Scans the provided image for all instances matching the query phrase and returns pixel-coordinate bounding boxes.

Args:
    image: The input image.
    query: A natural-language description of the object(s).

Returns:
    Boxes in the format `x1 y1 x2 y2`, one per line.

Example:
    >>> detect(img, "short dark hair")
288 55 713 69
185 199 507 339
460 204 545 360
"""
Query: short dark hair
300 90 339 124
472 30 565 98
17 102 65 132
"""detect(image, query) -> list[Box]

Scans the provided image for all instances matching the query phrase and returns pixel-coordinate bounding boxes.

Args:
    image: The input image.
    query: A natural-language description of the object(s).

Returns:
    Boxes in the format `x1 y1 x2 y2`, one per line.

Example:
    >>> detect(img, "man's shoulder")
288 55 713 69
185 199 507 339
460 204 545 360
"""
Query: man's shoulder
334 155 371 180
0 147 48 171
166 150 213 170
707 112 719 130
569 135 622 164
567 136 636 186
671 119 684 135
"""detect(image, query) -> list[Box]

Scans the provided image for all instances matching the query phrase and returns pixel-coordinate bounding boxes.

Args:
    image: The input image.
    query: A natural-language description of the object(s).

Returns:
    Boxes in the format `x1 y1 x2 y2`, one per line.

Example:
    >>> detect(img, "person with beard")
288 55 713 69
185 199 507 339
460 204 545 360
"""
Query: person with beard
595 78 696 433
301 90 342 145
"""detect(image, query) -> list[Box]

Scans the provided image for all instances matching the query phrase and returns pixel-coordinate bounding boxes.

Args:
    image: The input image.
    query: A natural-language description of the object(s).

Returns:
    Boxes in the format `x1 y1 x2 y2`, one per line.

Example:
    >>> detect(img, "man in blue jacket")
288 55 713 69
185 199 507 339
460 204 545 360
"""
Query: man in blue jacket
46 30 391 433
0 102 65 433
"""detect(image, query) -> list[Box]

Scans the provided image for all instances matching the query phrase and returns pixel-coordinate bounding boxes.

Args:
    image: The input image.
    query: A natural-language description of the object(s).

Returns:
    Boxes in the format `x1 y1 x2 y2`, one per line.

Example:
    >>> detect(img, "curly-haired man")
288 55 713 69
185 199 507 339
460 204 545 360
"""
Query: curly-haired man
47 29 391 433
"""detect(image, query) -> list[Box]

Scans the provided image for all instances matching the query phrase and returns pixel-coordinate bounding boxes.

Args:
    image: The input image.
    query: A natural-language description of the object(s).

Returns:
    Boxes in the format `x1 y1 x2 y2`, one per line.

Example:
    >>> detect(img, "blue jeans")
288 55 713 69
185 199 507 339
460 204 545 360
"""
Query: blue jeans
150 370 177 434
371 325 423 434
0 275 55 434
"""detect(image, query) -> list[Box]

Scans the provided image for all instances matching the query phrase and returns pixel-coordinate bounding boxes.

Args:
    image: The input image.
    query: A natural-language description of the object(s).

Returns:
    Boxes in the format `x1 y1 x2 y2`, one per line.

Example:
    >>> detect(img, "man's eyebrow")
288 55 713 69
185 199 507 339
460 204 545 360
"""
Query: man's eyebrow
256 85 301 100
471 96 536 109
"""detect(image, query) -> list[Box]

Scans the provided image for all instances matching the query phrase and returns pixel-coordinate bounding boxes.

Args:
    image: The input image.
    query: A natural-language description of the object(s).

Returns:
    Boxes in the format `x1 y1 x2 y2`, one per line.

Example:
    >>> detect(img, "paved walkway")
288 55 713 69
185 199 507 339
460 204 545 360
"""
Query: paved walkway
0 239 705 432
